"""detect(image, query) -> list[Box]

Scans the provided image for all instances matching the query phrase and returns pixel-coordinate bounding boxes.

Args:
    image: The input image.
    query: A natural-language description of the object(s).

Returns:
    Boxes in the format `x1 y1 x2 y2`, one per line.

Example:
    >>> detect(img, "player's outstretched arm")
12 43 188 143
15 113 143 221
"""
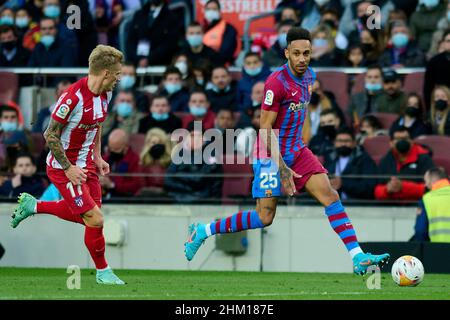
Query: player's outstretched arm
259 109 301 196
44 118 87 185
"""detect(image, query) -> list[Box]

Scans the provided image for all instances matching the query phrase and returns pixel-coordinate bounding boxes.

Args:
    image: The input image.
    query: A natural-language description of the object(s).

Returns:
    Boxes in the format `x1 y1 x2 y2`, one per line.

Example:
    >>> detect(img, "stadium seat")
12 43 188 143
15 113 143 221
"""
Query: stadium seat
129 133 146 155
316 71 349 110
362 135 391 165
368 112 398 129
403 72 424 96
414 135 450 158
0 72 19 104
350 72 365 95
221 153 252 204
433 156 450 175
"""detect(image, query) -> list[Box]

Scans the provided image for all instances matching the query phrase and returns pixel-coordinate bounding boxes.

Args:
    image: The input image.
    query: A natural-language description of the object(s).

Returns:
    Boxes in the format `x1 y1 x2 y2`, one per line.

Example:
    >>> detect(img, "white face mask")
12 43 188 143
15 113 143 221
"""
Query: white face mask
175 61 188 75
204 9 220 23
314 0 329 7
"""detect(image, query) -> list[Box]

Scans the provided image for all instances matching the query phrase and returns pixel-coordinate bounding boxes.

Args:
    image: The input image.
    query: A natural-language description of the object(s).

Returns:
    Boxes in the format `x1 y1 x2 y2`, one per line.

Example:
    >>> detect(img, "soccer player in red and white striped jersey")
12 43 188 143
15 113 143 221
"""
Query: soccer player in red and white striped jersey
11 45 125 285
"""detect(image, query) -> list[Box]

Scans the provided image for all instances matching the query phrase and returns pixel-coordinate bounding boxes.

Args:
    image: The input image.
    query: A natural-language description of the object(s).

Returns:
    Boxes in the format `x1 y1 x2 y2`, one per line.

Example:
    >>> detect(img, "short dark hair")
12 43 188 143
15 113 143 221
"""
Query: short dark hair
14 152 35 167
278 19 297 30
189 88 208 100
40 16 57 27
389 125 410 140
163 66 182 79
211 65 229 76
427 167 448 180
216 108 233 117
319 108 338 118
0 105 18 118
361 114 383 131
188 21 202 29
366 64 383 75
335 127 355 140
244 51 261 60
205 0 221 10
286 27 311 46
0 25 18 38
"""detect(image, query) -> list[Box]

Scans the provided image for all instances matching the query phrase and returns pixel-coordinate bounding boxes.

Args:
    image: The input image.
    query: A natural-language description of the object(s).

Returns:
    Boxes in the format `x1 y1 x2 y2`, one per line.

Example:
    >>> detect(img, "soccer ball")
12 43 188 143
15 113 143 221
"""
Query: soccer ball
391 255 424 286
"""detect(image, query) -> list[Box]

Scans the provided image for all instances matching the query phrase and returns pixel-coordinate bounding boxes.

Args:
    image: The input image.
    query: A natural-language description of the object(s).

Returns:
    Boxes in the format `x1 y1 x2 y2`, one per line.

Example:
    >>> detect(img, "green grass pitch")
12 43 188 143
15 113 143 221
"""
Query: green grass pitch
0 268 449 300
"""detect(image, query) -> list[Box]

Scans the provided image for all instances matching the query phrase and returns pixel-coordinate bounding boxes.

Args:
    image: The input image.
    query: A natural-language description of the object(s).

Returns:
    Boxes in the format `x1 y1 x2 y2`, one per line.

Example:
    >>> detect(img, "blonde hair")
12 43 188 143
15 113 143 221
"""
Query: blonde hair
430 85 450 136
88 45 124 75
312 24 335 51
140 128 172 167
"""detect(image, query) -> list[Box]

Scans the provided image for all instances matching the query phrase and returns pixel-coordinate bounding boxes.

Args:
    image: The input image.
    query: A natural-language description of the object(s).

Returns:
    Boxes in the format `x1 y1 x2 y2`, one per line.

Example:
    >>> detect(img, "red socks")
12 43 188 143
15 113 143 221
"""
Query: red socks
36 200 85 225
84 225 108 270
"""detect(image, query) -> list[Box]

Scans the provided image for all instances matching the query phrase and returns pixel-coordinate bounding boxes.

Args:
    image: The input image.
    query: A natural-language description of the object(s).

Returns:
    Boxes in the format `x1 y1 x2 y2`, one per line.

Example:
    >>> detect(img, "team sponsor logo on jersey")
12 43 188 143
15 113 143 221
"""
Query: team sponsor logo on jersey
74 196 84 207
264 90 274 105
78 121 101 130
289 101 309 112
56 104 70 119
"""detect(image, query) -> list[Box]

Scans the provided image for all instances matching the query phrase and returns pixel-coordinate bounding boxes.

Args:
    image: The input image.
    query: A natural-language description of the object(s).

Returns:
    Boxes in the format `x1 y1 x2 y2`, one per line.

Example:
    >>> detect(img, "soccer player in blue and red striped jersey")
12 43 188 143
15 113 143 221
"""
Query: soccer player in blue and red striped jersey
185 27 390 275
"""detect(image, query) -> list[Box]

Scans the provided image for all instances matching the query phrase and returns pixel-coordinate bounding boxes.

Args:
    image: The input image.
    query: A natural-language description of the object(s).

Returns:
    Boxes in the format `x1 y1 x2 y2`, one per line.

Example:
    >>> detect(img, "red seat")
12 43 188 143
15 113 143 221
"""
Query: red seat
433 156 450 175
350 72 366 95
362 135 391 165
403 72 424 96
368 112 399 129
129 133 146 155
221 153 252 203
316 71 349 111
414 135 450 158
0 72 19 103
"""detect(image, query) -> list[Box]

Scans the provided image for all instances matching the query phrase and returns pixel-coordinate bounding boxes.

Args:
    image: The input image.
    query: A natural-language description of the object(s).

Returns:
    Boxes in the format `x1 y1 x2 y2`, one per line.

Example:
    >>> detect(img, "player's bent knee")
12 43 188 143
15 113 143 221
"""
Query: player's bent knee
82 207 104 227
258 206 276 226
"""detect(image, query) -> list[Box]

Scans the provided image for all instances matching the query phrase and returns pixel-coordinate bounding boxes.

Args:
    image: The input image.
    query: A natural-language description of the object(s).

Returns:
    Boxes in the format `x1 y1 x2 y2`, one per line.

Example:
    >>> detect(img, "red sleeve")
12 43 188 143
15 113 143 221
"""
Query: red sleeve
374 184 389 200
51 89 80 125
261 77 285 113
374 182 425 200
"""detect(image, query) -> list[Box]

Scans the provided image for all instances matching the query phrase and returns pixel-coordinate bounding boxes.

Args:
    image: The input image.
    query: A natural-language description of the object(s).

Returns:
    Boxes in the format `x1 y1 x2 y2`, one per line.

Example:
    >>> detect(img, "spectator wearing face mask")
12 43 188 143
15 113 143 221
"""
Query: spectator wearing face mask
171 53 198 90
358 28 385 66
263 19 295 67
14 7 32 41
102 90 144 143
374 126 434 201
202 0 238 65
429 85 450 136
101 129 142 198
164 126 223 203
410 0 447 53
377 69 407 114
310 23 344 67
0 25 30 67
237 52 271 112
0 153 44 198
183 90 216 130
324 127 378 200
348 64 384 128
319 7 348 51
424 31 450 111
205 66 238 112
309 109 344 158
181 21 223 67
299 0 343 32
138 95 182 135
158 66 190 112
390 93 431 139
113 61 150 113
379 21 426 68
237 81 264 128
138 127 172 196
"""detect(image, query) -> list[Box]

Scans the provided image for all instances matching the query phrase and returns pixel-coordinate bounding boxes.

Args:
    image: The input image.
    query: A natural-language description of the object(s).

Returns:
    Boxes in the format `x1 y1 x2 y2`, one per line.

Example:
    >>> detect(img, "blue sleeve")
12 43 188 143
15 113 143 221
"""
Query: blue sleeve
309 67 316 85
413 200 430 241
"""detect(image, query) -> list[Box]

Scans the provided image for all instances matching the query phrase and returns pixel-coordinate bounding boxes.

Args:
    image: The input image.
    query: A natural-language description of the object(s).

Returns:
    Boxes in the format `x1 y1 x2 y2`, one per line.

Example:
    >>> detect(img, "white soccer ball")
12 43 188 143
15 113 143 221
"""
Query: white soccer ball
391 255 424 286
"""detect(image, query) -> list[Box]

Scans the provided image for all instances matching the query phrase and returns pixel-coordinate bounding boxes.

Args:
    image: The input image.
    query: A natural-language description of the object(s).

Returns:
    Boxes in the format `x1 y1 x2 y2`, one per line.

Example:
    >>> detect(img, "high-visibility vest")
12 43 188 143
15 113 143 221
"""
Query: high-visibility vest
203 19 226 53
423 184 450 243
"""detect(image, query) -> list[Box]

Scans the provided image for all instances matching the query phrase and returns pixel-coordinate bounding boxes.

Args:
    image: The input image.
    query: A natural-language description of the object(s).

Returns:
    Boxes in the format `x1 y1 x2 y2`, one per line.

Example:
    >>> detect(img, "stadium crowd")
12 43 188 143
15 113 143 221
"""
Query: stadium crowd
1 0 450 204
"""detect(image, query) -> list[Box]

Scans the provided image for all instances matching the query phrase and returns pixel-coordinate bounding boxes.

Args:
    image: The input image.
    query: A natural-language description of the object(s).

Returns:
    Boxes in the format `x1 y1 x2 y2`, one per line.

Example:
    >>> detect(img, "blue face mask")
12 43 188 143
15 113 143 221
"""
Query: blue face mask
40 35 55 48
420 0 439 9
365 82 382 92
1 121 18 132
312 38 328 48
116 103 134 118
278 33 287 48
44 5 61 18
119 75 136 89
0 16 14 26
164 83 182 95
244 66 262 77
392 33 409 48
152 112 169 121
15 17 29 28
189 105 207 117
447 10 450 21
187 35 203 47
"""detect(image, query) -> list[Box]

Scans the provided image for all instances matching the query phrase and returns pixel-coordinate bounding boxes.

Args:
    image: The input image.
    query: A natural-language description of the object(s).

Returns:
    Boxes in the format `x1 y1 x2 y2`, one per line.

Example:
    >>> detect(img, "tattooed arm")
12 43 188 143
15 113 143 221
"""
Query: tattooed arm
259 109 301 196
44 118 87 185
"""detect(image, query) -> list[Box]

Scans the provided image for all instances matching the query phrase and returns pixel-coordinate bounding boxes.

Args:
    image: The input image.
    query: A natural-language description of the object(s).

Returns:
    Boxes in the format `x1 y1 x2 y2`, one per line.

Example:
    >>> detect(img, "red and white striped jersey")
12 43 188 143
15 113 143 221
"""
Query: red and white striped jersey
46 77 112 170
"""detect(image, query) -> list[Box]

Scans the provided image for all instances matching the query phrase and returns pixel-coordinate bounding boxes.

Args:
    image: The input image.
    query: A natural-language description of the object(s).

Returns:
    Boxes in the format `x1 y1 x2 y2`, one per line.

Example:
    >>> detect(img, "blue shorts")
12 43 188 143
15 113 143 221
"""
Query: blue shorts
252 158 282 198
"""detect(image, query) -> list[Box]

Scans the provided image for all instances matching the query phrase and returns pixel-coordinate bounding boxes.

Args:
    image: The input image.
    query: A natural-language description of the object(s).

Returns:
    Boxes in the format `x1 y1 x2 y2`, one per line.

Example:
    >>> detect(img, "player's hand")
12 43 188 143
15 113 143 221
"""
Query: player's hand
65 165 88 185
95 157 110 176
330 177 342 190
280 165 302 197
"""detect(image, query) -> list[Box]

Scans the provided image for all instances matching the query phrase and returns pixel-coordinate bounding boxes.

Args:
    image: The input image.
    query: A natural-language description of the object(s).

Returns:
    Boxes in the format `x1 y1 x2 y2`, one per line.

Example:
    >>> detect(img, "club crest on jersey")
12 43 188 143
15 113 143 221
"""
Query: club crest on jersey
74 196 84 208
265 189 273 197
289 101 309 112
264 90 274 106
56 104 70 119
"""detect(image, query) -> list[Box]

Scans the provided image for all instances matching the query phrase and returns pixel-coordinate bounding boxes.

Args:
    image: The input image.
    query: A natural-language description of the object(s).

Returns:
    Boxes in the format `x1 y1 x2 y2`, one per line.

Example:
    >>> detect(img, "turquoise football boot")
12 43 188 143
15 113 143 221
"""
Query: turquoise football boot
353 252 390 275
96 267 125 285
11 193 37 228
184 223 208 261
